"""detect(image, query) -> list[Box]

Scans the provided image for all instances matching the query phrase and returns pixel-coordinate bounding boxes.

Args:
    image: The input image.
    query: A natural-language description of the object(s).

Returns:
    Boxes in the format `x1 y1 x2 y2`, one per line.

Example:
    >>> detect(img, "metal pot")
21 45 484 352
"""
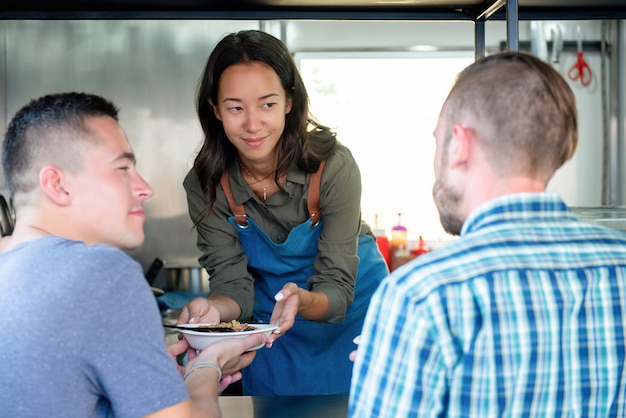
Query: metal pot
163 266 210 294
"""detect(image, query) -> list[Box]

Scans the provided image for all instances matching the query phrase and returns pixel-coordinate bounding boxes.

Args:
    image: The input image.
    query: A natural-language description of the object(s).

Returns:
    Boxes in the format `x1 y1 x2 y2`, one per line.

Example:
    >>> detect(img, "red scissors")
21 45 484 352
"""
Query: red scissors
568 27 592 87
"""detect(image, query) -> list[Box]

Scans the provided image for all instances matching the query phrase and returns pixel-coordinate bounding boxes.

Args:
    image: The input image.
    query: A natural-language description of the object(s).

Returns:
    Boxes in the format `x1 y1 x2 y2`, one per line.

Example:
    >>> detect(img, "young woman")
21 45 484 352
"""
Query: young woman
179 30 389 395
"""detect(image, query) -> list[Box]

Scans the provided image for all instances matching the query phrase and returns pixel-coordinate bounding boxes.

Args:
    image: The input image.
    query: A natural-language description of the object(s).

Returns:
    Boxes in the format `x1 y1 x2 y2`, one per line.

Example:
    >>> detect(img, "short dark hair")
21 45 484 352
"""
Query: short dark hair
2 92 119 200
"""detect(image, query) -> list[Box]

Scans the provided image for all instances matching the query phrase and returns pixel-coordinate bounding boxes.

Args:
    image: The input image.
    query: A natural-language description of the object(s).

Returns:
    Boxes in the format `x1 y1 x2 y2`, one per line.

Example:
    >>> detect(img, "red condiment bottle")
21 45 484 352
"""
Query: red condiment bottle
390 213 409 271
372 214 390 268
411 235 429 258
373 228 390 269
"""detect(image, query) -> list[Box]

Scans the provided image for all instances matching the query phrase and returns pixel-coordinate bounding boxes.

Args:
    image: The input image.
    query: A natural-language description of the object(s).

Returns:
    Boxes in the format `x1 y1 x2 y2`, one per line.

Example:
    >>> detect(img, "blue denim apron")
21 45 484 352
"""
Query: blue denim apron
220 162 388 395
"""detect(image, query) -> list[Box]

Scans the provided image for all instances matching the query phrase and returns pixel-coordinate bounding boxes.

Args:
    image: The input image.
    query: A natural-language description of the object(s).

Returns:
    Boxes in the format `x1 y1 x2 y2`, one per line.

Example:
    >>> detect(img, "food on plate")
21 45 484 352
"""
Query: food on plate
197 320 257 332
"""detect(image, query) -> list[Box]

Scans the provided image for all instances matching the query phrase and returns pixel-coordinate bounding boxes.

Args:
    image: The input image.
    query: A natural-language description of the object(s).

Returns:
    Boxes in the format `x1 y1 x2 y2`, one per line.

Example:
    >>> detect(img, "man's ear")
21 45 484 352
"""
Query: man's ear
39 166 72 206
448 123 474 169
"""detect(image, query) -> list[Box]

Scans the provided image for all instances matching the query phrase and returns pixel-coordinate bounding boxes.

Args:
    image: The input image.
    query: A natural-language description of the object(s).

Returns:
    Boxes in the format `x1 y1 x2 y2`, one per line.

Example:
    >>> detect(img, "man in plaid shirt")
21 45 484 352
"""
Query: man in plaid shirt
350 51 626 417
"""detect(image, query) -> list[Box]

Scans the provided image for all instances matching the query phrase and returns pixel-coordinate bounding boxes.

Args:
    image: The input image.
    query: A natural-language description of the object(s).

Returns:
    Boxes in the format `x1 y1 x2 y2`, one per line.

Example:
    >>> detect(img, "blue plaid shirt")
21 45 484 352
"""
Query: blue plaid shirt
350 193 626 417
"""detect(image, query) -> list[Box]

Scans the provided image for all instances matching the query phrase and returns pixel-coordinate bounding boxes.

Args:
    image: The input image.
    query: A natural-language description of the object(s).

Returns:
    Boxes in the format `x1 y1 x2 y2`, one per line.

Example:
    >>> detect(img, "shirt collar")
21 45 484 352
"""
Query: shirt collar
228 161 306 205
461 193 576 236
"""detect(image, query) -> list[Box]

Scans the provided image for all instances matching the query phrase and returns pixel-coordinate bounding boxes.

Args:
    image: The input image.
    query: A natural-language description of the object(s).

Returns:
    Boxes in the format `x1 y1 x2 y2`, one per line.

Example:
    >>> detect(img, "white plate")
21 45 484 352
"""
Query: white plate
177 323 278 351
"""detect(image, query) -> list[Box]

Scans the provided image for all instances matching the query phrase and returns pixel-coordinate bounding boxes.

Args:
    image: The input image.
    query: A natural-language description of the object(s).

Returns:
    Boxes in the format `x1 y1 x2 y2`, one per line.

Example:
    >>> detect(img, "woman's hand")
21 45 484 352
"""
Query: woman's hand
178 295 243 325
268 282 300 346
178 297 221 325
268 282 331 347
349 334 360 362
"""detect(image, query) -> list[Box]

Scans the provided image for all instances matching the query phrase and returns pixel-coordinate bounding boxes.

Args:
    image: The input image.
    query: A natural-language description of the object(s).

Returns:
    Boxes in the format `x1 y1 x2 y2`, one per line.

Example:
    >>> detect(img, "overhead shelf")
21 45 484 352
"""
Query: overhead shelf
1 0 622 61
1 0 625 20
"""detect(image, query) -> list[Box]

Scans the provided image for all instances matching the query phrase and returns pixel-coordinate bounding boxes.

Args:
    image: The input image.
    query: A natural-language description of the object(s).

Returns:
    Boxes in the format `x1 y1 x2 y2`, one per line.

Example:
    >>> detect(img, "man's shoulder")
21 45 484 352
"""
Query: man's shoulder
382 239 473 297
46 235 132 258
9 235 140 275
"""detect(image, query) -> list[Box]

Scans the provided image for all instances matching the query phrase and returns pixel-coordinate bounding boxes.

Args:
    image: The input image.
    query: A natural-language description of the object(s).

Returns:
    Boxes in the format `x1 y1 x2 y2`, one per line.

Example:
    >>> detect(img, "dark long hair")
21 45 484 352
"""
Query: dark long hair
194 30 336 215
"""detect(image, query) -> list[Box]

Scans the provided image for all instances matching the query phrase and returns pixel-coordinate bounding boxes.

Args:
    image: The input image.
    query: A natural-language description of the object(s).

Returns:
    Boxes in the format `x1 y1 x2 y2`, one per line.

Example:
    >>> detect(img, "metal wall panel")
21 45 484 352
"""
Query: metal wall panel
1 20 259 268
0 23 6 193
0 19 623 270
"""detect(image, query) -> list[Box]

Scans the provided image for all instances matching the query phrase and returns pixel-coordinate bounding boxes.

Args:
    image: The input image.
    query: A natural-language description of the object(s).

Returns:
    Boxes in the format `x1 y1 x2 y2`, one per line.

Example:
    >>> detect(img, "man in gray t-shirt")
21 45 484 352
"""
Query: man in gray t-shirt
0 92 263 417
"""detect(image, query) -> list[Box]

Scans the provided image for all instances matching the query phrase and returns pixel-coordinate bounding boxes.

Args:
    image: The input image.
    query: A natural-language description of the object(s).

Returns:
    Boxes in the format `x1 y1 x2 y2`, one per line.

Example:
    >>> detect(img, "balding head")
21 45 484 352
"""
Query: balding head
441 52 577 184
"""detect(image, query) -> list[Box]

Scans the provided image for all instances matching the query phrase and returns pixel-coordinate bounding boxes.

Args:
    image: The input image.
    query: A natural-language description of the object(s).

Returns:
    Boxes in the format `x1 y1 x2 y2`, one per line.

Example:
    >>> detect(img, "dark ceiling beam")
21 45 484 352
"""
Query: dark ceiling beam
0 1 625 20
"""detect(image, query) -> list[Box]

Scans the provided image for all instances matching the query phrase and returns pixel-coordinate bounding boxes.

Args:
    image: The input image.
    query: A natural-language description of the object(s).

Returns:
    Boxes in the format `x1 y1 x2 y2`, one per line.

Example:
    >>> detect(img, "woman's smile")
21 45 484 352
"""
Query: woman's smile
214 62 291 164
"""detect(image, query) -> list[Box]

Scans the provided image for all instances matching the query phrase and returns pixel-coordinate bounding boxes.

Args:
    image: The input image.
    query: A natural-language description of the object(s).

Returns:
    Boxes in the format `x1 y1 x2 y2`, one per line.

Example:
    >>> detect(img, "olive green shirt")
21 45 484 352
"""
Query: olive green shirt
183 144 374 323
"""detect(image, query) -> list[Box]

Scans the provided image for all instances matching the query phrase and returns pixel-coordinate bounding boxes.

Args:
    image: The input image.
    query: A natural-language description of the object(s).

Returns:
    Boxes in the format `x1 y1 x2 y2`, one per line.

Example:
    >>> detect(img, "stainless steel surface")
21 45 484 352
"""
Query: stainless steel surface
604 20 623 205
162 266 210 294
0 20 258 267
571 206 626 233
162 308 183 346
621 22 626 204
0 25 5 195
0 18 624 262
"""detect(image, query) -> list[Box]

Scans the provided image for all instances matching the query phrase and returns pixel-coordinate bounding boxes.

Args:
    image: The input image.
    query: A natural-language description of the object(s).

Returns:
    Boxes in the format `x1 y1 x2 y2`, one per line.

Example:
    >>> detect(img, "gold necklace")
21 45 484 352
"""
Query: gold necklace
239 163 274 201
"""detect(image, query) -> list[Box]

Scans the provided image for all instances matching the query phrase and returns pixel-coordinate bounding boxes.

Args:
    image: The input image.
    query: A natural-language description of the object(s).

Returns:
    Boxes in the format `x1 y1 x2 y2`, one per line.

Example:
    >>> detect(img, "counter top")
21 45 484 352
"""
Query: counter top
219 395 348 418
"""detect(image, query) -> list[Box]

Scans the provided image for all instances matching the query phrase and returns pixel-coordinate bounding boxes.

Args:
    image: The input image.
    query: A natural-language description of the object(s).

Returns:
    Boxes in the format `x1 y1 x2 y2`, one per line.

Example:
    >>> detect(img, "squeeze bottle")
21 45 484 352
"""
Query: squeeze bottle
390 213 409 270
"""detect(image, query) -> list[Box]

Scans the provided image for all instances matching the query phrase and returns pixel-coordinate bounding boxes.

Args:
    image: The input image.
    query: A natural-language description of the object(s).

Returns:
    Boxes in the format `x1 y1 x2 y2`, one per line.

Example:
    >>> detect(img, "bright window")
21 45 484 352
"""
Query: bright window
297 52 473 246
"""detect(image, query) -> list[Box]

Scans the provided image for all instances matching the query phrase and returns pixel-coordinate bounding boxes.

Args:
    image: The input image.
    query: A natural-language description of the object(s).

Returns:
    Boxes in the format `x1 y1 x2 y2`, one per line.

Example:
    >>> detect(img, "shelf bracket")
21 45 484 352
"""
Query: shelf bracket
506 0 519 52
475 18 486 60
474 0 519 53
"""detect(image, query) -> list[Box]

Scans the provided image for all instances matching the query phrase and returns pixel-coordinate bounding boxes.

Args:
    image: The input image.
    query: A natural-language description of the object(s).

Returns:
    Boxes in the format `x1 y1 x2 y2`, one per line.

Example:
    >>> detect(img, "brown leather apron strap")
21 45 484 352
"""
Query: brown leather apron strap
220 159 326 226
220 172 248 225
308 160 326 226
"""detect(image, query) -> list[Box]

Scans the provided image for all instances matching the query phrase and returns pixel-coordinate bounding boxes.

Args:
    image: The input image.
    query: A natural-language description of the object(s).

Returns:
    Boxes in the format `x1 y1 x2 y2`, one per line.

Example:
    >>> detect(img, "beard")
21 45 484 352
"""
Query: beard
432 176 464 236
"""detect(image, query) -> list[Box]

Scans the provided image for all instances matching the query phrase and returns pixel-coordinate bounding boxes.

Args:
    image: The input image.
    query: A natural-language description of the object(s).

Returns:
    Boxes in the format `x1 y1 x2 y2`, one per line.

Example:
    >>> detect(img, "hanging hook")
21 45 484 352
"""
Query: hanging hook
550 25 564 69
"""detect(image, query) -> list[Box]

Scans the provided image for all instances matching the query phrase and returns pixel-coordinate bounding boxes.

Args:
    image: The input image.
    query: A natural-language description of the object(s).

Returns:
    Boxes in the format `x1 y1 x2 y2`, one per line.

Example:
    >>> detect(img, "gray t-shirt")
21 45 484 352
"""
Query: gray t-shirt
0 236 188 417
